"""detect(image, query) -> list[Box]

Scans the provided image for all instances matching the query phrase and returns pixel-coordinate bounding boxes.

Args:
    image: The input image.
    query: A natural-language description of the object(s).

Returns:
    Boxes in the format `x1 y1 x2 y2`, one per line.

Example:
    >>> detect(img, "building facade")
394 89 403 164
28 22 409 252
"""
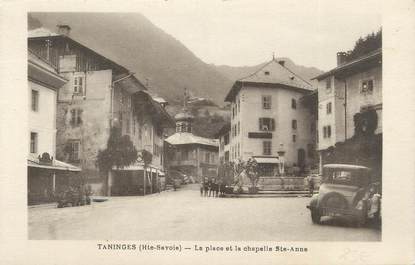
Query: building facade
216 123 230 164
314 49 382 173
28 26 173 196
165 98 219 182
224 59 317 177
28 50 81 205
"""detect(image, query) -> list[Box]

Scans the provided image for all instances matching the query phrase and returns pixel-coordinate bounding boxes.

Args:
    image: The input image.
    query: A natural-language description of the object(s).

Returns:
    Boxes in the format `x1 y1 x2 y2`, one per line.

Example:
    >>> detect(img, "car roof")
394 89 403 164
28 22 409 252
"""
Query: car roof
323 164 370 170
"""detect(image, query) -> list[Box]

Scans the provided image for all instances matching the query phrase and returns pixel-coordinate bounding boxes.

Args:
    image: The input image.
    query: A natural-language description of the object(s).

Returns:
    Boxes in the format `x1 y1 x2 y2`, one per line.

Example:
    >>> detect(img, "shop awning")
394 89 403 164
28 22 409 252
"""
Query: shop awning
28 158 81 172
253 157 280 164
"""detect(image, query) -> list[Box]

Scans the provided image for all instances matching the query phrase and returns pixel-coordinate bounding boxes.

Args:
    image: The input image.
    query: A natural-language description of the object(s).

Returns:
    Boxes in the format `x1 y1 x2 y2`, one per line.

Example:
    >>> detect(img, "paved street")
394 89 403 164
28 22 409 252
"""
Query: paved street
29 184 380 241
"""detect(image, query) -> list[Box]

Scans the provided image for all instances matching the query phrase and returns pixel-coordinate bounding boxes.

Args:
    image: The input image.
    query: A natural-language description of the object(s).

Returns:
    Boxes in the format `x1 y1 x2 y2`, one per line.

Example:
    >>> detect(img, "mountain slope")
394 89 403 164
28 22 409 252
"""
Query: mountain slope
29 13 323 108
29 12 234 105
214 58 323 87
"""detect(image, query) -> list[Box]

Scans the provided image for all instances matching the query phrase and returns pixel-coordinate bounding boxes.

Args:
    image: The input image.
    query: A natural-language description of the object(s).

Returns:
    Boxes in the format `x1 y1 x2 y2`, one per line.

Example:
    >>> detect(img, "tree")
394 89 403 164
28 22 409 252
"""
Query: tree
228 158 259 194
96 127 138 195
345 29 382 62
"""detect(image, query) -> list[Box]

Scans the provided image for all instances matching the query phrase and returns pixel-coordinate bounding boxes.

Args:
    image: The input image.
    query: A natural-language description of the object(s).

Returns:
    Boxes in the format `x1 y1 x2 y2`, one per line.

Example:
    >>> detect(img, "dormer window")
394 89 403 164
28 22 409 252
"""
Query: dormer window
264 71 270 75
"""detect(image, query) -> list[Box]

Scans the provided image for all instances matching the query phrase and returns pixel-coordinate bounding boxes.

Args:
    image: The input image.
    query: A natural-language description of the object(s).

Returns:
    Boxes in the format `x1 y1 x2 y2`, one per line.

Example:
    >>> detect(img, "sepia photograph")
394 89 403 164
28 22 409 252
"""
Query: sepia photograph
1 0 415 264
26 7 384 242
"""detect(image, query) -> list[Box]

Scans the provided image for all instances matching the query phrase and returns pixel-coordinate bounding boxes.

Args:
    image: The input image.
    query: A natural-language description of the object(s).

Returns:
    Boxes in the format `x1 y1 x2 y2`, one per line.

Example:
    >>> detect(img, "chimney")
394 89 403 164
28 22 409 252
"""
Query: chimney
278 60 285 67
57 24 71 36
336 52 348 66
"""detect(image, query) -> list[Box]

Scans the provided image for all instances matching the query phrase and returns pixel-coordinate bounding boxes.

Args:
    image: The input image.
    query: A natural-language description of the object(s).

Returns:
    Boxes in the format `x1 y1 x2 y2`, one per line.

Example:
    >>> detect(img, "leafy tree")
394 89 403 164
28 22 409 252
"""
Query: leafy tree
97 127 138 173
345 29 382 62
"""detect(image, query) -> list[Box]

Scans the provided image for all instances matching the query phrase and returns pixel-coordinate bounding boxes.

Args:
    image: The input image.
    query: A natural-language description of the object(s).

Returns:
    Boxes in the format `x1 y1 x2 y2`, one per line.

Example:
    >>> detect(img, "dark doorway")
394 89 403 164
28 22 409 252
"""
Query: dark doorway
298 148 306 168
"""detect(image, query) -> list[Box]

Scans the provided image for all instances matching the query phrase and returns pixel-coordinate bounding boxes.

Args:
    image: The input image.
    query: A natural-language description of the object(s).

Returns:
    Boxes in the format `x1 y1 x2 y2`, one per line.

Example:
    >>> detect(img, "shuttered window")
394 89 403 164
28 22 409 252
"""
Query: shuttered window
259 118 275 131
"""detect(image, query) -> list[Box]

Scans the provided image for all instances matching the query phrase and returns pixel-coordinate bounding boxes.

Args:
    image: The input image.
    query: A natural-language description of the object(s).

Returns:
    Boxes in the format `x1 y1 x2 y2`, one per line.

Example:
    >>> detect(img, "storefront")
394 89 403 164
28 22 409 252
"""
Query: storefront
27 153 81 205
110 162 165 196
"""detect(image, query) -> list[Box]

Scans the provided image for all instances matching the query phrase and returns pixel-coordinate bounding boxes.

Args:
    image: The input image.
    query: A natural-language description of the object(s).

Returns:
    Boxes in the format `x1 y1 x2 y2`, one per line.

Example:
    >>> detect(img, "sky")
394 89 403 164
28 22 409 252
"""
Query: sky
134 0 381 71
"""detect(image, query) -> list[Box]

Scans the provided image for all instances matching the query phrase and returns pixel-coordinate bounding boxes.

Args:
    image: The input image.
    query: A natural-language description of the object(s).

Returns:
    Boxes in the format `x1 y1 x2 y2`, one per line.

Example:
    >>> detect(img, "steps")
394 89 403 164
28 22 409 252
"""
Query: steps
223 190 316 198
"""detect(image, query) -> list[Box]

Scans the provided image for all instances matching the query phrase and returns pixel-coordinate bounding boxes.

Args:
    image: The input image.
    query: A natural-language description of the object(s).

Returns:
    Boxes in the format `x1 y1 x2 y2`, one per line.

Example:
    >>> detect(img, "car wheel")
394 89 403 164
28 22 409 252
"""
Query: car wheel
311 209 321 224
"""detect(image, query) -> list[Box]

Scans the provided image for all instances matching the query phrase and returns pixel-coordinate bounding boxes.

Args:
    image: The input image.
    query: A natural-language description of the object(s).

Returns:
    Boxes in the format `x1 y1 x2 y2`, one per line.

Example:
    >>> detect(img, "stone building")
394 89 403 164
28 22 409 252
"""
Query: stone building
165 94 219 182
27 50 81 205
224 58 317 178
28 26 174 195
313 49 382 174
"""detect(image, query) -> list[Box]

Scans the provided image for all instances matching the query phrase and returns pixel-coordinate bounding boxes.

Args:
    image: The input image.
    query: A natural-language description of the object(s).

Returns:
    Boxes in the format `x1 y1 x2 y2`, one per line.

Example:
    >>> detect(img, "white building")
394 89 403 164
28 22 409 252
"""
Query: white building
314 49 382 172
28 50 80 205
224 59 317 177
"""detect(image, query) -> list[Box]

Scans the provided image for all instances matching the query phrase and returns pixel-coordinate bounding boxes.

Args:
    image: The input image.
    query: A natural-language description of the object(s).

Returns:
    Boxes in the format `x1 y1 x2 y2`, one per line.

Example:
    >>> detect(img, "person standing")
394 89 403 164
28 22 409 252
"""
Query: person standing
307 175 315 197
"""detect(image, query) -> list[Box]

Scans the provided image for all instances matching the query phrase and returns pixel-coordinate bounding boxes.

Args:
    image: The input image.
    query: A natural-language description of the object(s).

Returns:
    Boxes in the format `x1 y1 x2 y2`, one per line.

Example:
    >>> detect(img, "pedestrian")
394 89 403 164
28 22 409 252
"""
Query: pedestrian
211 178 218 197
203 177 209 196
200 178 205 196
307 175 314 197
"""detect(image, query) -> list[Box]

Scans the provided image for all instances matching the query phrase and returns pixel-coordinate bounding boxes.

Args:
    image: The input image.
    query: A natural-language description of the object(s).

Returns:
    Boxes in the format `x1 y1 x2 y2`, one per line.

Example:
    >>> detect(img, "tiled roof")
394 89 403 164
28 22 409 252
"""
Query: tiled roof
238 60 313 90
28 27 60 38
225 59 313 102
165 132 219 147
313 49 382 80
27 154 81 172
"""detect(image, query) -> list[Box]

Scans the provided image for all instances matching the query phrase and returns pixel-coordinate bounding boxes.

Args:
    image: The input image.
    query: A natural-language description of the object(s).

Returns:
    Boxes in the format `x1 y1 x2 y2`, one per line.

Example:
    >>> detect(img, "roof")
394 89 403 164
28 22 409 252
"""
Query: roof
28 50 68 88
28 27 60 38
133 91 175 128
253 156 280 164
225 59 313 102
165 132 219 148
174 110 194 121
313 49 382 80
323 164 370 170
28 154 81 172
28 27 130 77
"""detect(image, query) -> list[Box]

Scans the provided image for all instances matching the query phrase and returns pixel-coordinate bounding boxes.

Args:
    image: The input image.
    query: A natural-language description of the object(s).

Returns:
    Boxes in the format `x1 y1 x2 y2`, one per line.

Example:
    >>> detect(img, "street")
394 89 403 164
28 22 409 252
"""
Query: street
28 184 381 241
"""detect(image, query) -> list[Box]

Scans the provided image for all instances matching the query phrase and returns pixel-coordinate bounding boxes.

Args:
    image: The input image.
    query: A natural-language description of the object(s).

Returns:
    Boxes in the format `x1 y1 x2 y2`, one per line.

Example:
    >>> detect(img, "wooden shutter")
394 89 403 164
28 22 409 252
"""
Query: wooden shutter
259 118 263 131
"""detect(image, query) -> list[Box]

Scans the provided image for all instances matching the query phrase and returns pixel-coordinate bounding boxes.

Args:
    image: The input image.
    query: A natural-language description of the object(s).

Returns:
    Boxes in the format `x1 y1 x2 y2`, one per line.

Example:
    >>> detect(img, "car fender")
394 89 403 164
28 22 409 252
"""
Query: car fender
307 194 319 209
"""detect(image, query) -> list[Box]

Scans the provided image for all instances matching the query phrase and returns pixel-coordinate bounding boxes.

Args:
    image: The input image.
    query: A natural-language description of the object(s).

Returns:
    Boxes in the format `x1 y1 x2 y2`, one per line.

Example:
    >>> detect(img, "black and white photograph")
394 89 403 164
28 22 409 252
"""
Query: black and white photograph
1 0 414 264
26 8 383 241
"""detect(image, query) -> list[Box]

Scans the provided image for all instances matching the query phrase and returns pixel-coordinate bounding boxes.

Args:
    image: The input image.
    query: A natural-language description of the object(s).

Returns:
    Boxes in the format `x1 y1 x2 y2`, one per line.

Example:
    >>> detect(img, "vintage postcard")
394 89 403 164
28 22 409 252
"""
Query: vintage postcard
0 0 414 264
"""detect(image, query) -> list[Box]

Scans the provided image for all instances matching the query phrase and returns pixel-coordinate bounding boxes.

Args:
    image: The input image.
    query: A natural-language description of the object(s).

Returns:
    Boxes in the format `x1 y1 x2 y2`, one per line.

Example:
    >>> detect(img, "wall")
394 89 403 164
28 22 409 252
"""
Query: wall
233 85 314 167
344 65 382 138
56 69 112 180
317 64 382 151
29 81 57 156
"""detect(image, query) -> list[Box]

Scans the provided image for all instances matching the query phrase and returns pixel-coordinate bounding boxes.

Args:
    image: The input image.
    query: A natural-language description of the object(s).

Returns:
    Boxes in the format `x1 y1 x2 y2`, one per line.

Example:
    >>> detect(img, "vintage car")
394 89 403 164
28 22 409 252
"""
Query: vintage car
306 164 381 226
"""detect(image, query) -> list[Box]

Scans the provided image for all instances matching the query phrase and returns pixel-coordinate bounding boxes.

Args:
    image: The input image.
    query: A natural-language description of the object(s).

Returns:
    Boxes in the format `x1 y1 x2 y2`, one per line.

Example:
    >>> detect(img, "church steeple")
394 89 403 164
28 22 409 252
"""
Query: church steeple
174 88 194 133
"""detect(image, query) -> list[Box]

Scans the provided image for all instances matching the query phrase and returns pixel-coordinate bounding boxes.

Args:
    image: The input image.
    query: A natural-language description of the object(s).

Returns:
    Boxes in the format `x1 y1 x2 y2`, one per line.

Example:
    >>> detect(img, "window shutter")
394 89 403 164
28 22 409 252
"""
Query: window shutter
259 118 263 131
70 109 76 126
271 119 275 131
77 109 83 125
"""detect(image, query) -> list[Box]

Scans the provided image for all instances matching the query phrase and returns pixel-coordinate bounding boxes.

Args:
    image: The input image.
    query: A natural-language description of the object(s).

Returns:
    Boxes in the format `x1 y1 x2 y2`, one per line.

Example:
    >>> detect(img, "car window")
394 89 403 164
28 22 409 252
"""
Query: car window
333 171 352 183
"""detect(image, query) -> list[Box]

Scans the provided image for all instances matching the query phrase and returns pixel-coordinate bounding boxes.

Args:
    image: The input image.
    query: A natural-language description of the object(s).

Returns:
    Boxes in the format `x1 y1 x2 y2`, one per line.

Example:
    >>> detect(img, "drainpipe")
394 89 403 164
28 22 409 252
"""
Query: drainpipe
343 79 347 141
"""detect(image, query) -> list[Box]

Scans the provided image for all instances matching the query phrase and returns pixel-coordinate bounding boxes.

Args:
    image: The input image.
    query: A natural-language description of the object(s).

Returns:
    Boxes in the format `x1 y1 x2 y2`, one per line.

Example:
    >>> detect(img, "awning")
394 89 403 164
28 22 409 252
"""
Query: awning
28 159 81 172
253 157 280 164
